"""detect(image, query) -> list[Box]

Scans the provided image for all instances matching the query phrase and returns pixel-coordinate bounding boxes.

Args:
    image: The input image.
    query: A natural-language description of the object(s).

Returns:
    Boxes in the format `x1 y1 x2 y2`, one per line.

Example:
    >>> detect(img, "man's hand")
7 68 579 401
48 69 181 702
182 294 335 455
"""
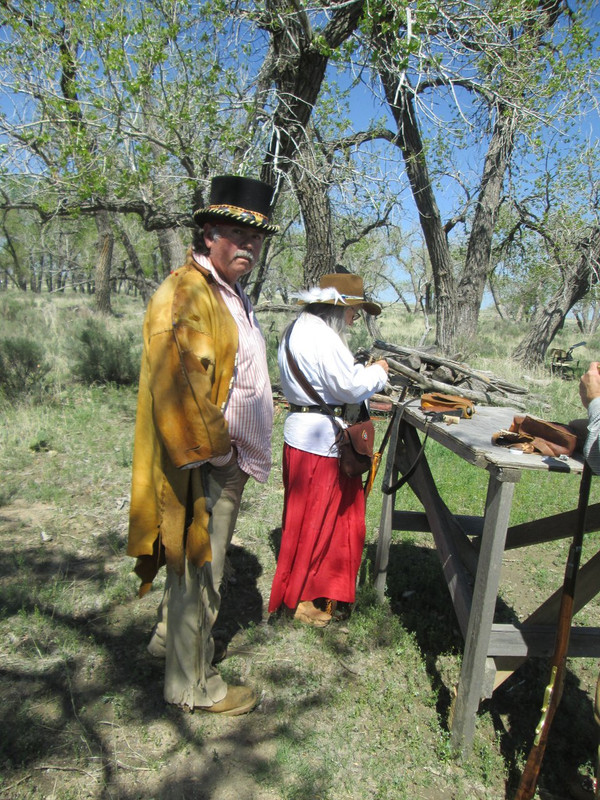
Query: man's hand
579 361 600 409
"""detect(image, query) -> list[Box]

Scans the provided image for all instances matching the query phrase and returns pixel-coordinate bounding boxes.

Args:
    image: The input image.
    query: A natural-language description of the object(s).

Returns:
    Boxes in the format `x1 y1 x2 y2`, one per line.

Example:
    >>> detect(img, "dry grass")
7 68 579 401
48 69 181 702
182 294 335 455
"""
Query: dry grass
1 290 599 800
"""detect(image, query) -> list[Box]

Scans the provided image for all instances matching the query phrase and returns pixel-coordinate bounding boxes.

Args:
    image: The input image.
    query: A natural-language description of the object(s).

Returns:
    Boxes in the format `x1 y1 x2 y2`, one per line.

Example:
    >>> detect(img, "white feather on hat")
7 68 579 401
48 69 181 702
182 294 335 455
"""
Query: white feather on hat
292 287 352 305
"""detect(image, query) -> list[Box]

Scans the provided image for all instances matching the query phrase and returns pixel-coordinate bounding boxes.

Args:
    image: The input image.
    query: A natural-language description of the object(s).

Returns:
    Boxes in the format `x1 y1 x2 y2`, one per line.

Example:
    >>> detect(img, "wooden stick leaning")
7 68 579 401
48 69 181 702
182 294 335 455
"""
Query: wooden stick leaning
364 387 408 499
513 461 593 800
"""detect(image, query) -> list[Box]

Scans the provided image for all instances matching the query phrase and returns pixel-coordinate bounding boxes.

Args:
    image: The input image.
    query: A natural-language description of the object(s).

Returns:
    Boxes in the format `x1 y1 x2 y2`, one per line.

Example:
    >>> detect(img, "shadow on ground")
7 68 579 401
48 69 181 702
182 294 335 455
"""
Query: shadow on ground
0 525 283 800
365 539 599 800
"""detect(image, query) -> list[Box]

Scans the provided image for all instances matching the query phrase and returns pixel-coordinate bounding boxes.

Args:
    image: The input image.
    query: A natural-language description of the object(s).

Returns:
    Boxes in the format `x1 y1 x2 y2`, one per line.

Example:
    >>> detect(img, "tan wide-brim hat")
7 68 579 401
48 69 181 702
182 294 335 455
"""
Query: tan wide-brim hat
193 175 279 235
297 273 382 316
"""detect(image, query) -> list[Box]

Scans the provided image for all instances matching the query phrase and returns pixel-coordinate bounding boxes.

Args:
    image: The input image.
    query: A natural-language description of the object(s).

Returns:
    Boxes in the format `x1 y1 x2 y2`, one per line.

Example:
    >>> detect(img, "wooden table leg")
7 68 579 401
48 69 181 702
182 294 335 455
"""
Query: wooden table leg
450 464 520 757
374 410 402 601
398 423 476 637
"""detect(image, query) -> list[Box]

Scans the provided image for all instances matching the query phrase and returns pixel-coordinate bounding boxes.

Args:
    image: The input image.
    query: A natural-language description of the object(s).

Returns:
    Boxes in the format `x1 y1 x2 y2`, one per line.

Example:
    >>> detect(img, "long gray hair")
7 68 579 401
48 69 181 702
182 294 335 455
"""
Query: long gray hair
302 303 351 345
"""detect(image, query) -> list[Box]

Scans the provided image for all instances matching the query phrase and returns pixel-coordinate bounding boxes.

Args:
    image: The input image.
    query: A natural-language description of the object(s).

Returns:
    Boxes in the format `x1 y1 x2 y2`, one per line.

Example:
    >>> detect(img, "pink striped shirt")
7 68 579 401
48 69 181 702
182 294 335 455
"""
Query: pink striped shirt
193 253 273 483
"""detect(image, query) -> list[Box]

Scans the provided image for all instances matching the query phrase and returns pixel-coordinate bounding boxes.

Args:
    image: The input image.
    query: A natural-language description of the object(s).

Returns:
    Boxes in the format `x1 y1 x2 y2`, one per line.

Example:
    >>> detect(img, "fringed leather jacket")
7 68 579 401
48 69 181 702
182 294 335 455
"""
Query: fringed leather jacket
127 251 238 596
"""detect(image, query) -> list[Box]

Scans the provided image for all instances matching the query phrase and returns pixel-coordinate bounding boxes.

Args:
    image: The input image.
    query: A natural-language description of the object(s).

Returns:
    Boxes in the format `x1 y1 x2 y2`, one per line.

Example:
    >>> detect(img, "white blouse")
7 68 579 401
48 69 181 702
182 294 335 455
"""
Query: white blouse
585 396 600 475
278 312 388 457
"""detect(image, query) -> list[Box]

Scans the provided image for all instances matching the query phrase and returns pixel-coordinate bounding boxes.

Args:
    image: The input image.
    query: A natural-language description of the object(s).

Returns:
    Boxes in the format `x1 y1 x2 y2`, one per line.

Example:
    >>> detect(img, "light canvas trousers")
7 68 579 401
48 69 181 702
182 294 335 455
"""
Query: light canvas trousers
149 456 248 709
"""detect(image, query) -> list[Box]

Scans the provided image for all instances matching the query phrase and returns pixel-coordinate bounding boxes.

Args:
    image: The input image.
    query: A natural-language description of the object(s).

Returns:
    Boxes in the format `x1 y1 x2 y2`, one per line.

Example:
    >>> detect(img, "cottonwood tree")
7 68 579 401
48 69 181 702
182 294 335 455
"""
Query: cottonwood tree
573 290 600 336
232 1 397 303
248 0 598 344
509 205 600 364
491 141 600 364
1 0 597 338
252 0 366 287
0 1 282 300
357 0 598 354
242 0 599 349
1 0 371 304
0 0 118 310
511 226 600 364
0 206 97 292
0 207 32 289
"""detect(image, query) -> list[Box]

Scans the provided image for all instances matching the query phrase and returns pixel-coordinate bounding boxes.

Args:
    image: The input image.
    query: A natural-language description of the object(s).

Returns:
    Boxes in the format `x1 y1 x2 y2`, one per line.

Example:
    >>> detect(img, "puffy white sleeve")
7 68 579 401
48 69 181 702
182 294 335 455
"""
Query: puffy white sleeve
584 396 600 475
318 334 387 404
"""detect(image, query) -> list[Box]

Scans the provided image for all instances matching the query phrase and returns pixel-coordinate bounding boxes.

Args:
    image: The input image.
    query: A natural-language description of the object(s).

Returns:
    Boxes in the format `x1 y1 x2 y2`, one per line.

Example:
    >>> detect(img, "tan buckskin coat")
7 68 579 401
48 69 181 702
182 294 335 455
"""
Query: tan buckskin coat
127 251 238 596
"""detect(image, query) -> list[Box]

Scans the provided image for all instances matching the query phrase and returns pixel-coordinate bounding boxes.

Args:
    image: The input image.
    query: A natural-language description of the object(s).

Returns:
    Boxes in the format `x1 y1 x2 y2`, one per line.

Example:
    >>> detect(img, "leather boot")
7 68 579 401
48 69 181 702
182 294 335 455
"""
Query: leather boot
294 601 332 627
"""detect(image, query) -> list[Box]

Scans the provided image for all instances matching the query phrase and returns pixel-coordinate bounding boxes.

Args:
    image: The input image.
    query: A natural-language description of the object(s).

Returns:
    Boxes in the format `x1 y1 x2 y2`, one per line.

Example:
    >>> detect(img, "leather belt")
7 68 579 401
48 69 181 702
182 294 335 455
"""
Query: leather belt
289 403 345 418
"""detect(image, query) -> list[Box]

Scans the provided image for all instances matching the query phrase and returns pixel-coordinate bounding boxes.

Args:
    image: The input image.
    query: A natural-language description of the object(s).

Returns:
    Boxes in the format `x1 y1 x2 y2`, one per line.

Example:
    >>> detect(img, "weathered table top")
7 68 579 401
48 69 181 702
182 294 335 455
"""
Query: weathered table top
401 403 584 474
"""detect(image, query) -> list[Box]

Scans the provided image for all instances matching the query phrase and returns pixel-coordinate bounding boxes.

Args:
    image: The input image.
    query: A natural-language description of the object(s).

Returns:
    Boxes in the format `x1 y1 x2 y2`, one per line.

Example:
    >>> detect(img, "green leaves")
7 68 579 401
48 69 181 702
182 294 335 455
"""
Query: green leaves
0 0 273 226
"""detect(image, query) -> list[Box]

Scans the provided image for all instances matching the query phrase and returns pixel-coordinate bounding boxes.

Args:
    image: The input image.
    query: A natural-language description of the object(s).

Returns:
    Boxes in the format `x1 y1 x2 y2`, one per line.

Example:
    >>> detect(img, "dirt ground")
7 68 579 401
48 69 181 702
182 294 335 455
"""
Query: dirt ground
1 497 285 800
1 475 600 800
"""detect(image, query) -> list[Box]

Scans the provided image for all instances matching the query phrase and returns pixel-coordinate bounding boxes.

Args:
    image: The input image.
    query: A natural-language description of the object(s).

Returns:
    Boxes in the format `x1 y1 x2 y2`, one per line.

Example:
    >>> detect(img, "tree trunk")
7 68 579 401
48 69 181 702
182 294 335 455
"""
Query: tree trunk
364 313 381 341
114 219 155 303
246 237 272 306
575 298 600 336
513 227 600 365
591 303 600 335
377 72 458 353
512 304 569 365
156 226 185 278
488 273 507 320
458 107 517 338
292 133 336 286
94 210 113 314
1 216 28 291
258 0 363 293
377 70 517 353
373 2 566 355
261 0 363 185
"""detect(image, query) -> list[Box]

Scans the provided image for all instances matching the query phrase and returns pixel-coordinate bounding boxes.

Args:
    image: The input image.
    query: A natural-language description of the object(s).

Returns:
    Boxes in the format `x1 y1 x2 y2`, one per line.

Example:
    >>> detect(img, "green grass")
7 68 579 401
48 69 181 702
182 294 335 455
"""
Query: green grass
1 288 599 800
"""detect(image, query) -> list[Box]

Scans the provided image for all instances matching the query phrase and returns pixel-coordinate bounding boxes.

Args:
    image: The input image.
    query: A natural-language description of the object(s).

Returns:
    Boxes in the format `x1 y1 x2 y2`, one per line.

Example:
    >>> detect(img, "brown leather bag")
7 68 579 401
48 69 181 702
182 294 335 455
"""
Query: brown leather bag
492 415 578 457
420 392 475 418
337 420 375 477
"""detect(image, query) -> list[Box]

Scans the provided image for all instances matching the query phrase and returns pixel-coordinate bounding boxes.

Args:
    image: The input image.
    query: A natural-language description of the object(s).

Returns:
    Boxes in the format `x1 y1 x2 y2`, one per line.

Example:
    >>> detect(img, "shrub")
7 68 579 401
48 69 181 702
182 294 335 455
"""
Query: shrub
0 337 50 401
0 294 30 324
71 318 140 386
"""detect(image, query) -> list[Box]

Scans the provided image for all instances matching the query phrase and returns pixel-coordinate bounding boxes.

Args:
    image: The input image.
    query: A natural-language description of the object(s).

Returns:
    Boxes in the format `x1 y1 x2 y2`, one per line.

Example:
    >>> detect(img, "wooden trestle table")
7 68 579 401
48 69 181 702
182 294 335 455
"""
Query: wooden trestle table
373 402 600 756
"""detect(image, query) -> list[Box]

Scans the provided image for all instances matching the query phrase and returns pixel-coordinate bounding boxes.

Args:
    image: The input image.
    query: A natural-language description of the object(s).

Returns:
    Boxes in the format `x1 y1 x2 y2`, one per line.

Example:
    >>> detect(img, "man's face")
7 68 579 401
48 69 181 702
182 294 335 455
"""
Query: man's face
344 306 361 326
203 223 266 286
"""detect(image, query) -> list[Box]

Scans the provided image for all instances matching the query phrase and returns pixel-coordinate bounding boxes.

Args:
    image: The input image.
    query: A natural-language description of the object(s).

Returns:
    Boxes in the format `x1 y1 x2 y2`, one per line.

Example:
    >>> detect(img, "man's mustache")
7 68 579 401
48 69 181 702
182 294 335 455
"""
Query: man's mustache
234 250 254 265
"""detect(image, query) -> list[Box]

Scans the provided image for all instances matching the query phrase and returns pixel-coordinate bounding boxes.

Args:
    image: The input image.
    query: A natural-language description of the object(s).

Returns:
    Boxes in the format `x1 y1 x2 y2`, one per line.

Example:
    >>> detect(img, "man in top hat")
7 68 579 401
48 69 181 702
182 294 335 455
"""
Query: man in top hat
128 175 278 715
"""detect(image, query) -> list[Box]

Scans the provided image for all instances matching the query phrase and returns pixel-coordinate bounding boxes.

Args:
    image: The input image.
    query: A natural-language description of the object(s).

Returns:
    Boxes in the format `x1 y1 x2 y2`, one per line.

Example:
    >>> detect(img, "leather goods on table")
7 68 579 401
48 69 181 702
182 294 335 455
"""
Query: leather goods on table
491 415 578 457
420 392 475 419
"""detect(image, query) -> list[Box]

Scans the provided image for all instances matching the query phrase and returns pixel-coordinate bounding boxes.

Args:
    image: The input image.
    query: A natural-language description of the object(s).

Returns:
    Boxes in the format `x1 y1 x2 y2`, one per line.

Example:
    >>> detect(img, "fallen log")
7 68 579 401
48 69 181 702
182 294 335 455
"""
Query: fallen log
373 339 528 396
384 356 527 410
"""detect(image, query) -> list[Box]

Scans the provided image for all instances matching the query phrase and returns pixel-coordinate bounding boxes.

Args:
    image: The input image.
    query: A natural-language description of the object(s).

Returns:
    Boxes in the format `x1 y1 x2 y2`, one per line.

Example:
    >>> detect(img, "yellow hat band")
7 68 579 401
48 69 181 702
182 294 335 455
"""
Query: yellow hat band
205 204 269 226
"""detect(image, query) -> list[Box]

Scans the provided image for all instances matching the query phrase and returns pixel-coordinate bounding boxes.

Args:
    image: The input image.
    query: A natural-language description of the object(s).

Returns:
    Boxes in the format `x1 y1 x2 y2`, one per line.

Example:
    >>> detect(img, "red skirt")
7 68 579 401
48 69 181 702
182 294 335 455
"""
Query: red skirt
268 444 366 613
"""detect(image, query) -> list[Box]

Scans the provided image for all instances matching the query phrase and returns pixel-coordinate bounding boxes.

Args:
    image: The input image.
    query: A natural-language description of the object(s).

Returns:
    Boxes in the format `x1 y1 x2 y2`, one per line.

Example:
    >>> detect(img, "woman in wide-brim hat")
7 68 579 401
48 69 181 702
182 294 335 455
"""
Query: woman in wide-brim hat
268 274 388 626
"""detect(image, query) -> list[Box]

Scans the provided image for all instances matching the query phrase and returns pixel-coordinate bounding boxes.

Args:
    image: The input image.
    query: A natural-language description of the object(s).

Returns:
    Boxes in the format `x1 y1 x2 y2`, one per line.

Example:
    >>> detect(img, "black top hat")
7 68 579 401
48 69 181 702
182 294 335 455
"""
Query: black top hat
193 175 279 235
